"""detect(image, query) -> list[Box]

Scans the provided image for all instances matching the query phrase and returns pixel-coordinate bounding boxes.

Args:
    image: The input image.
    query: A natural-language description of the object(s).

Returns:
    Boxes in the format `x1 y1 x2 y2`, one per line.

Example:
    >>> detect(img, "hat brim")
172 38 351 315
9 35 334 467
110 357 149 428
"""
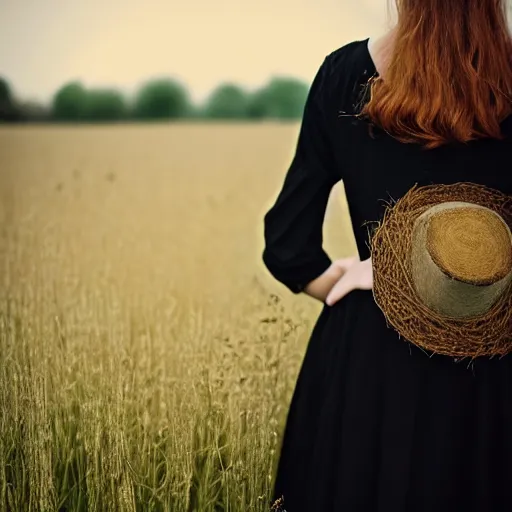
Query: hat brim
369 182 512 359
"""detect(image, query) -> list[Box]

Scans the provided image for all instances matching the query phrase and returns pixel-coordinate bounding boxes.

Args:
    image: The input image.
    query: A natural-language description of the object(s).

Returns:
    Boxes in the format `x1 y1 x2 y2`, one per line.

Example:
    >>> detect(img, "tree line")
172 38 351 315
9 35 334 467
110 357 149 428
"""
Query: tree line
0 75 311 123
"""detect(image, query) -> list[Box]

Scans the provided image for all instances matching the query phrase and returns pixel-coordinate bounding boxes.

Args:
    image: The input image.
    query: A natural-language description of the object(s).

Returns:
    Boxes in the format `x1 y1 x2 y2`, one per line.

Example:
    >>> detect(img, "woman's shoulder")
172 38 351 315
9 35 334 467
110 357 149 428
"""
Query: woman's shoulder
326 38 373 70
319 38 375 111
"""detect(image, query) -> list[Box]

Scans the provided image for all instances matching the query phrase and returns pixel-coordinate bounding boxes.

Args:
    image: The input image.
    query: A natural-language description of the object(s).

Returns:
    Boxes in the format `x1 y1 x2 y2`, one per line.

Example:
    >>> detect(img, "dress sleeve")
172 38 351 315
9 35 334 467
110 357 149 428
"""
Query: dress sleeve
262 54 341 294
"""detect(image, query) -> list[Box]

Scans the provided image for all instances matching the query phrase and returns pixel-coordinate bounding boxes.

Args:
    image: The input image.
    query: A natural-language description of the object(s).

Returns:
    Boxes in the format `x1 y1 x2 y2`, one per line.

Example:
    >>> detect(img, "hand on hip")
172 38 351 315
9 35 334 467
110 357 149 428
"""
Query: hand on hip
325 257 373 306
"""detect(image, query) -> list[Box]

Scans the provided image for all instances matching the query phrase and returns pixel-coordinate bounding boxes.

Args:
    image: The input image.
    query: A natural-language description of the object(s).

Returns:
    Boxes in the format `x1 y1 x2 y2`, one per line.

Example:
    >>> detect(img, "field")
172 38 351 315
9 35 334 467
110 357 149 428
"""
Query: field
0 124 357 512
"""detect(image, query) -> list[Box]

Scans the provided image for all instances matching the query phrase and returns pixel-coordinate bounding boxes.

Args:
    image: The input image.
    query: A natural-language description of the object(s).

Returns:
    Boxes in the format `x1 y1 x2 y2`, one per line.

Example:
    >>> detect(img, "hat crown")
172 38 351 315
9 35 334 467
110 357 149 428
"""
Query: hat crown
411 202 512 319
426 205 512 286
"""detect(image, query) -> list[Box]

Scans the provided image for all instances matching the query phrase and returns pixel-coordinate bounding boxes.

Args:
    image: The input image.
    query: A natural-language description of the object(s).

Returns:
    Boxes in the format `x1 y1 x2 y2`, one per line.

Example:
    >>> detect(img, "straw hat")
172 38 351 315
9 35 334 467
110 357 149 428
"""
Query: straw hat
369 182 512 358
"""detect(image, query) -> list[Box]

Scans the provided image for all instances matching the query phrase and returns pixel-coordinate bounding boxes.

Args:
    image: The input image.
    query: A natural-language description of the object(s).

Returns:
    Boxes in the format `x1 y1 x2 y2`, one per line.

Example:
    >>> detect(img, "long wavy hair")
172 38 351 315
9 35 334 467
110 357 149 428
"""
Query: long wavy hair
360 0 512 149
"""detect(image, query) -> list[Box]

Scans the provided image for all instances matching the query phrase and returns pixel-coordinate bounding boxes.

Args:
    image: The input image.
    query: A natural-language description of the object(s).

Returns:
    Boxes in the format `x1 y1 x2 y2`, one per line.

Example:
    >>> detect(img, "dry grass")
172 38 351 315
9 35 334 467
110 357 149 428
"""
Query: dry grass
0 123 356 512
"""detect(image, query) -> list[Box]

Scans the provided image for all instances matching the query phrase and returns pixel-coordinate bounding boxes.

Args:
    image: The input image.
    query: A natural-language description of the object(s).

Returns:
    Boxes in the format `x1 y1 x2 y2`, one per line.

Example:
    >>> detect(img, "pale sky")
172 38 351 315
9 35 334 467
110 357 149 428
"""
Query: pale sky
0 0 391 105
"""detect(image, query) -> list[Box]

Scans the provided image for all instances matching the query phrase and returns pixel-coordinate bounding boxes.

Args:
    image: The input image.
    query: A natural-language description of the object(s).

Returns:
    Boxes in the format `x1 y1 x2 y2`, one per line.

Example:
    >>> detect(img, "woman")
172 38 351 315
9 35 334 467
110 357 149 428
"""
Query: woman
262 1 512 510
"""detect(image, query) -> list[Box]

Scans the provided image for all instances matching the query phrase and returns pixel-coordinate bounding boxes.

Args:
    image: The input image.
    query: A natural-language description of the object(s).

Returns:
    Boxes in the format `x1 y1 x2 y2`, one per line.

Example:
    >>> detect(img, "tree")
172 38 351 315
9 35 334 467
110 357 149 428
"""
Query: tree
132 79 190 120
246 88 268 120
51 82 88 121
247 77 310 120
84 89 126 121
0 77 20 121
203 83 250 119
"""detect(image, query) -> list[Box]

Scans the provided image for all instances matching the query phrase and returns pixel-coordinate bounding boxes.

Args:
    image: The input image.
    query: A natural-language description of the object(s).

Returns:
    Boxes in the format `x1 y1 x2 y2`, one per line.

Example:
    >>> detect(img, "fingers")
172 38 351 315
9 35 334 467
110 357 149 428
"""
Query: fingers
325 270 358 306
325 257 373 306
324 257 359 306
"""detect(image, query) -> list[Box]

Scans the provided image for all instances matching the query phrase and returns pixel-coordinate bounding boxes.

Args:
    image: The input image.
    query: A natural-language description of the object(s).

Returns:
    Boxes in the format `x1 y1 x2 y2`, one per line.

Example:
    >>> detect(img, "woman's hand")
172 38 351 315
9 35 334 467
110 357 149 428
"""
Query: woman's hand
325 257 373 306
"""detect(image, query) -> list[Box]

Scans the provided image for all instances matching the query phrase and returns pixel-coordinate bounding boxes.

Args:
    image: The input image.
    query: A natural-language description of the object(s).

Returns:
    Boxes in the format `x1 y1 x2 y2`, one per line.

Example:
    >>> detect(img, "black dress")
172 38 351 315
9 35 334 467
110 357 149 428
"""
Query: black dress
262 38 512 512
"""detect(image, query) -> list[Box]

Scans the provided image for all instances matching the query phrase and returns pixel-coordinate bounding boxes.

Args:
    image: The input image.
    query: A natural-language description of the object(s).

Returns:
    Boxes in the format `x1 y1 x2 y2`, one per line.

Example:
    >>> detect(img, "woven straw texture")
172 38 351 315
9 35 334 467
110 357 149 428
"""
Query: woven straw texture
369 182 512 359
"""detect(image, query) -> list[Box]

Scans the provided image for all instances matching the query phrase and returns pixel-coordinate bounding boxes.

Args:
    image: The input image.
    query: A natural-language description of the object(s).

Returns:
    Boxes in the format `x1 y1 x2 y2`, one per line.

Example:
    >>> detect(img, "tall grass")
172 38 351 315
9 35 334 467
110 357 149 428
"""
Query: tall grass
0 276 314 511
0 124 356 511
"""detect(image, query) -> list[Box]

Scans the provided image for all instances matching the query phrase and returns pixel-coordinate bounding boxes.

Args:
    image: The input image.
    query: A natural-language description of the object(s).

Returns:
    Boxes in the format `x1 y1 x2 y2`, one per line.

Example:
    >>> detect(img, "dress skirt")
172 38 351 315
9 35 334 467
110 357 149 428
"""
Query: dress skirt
271 289 512 512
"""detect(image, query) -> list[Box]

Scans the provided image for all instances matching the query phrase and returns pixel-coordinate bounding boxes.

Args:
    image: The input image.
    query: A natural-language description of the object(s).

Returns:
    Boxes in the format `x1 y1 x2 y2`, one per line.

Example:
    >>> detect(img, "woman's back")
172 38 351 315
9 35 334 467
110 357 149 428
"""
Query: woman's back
324 38 512 261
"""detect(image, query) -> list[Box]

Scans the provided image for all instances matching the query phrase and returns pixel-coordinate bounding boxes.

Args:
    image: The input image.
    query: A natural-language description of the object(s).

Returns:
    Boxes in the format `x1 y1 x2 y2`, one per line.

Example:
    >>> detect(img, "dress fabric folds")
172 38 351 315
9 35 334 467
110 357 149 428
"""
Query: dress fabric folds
262 37 512 512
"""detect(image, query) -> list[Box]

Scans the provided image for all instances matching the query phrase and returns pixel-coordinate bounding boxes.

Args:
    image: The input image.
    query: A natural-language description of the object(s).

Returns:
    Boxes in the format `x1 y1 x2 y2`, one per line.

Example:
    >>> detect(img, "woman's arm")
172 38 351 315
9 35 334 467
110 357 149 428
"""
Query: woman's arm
262 56 342 296
263 54 366 300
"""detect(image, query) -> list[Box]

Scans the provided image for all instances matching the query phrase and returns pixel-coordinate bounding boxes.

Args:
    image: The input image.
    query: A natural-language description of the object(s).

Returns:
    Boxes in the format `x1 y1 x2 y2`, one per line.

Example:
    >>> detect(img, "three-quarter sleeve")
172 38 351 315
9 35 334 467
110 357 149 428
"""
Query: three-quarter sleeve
262 55 341 294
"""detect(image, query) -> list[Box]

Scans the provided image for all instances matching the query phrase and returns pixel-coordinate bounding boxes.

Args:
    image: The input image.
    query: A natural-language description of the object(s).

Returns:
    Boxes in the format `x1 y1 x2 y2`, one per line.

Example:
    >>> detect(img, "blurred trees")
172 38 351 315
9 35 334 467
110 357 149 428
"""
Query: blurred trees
84 89 126 121
247 77 309 120
200 78 309 121
0 77 50 122
18 101 50 122
0 78 21 121
0 73 311 123
132 79 190 120
52 83 126 121
202 84 250 119
52 82 88 121
50 79 191 122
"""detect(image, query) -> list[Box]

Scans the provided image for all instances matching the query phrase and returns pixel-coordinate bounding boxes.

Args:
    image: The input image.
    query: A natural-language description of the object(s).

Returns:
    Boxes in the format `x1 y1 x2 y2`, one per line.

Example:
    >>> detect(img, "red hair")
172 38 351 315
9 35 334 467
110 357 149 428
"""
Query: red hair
361 0 512 149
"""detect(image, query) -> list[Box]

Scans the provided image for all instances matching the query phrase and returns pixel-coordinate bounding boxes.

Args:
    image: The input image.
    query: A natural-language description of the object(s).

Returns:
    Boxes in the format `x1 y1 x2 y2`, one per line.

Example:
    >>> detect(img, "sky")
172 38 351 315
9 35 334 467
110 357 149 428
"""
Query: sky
0 0 392 105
